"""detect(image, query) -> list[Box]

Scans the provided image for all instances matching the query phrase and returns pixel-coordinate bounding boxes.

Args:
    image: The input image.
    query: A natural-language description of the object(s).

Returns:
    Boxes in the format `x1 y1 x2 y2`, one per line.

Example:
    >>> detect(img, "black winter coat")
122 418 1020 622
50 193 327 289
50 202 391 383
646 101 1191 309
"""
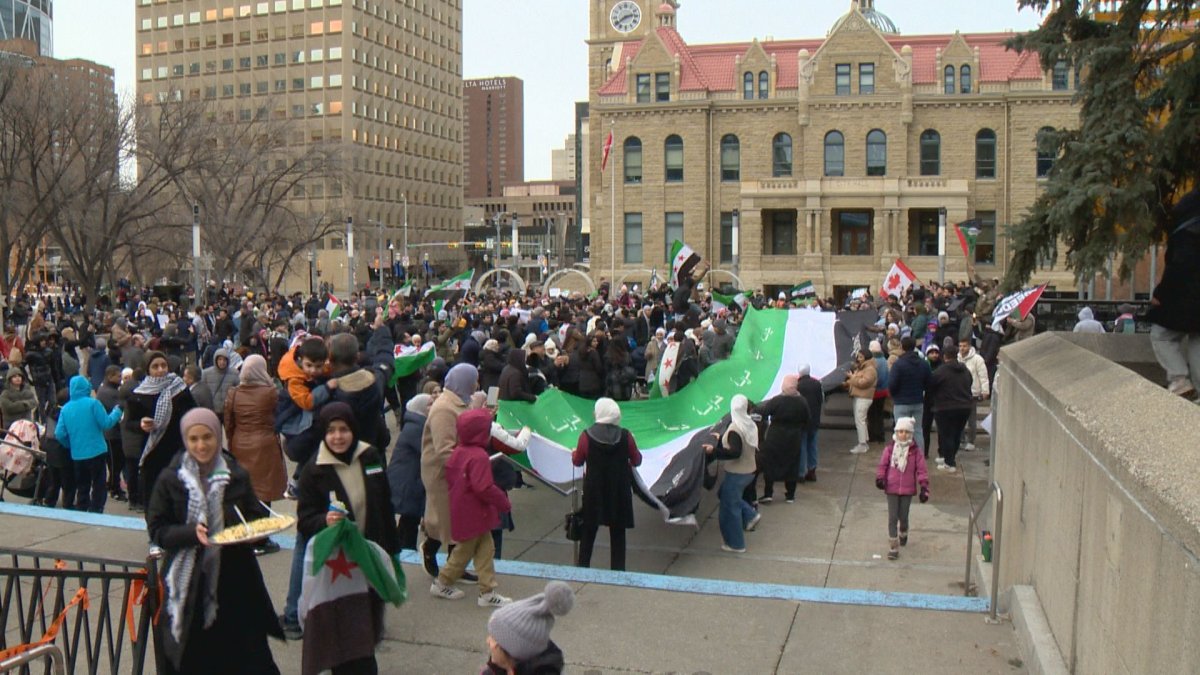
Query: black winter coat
296 444 399 555
927 361 974 412
146 452 282 674
386 411 426 517
479 348 506 393
498 348 536 403
797 376 825 428
1147 194 1200 333
576 347 605 398
754 394 810 482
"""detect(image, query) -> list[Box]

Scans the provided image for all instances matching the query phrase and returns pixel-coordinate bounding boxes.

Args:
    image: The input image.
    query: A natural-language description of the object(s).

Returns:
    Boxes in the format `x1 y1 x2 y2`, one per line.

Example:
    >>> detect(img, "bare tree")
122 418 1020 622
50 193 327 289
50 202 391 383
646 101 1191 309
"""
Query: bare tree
152 98 346 293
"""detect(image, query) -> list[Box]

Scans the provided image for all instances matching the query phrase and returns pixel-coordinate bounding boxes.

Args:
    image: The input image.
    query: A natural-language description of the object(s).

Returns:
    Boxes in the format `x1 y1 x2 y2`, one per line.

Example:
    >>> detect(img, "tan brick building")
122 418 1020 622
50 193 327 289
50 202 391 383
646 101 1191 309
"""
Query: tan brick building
587 0 1081 299
463 76 523 199
135 0 464 292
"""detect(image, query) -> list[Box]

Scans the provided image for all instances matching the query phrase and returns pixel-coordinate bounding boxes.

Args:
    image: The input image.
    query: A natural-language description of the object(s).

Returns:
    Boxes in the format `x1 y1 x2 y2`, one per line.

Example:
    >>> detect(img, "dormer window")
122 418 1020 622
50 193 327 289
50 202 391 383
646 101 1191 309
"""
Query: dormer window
743 72 754 100
636 73 650 102
836 63 851 95
944 65 956 94
758 71 769 99
859 63 875 94
960 65 972 94
655 72 670 101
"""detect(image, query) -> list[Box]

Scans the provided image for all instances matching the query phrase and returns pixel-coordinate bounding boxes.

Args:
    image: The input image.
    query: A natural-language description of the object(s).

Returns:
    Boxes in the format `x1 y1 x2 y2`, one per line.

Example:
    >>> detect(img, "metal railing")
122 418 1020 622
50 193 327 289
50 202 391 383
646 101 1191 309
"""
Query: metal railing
0 645 65 675
964 481 1004 623
0 547 159 675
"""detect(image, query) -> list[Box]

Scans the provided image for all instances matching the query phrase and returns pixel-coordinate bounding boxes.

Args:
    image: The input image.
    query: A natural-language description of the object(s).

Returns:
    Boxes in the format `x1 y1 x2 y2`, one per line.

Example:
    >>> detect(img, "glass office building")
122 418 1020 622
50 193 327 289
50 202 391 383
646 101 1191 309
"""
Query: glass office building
0 0 52 56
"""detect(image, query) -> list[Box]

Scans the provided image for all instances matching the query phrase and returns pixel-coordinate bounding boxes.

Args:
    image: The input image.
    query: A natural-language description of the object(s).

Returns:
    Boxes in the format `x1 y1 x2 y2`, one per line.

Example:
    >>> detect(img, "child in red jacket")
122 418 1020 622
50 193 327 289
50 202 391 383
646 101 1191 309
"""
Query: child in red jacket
430 407 513 608
875 417 929 560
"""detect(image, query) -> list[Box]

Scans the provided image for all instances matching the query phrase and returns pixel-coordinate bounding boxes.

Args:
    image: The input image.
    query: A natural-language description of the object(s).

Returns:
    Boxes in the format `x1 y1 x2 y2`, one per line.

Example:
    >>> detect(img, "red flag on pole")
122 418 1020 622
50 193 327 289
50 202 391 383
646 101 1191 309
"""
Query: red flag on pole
600 131 614 171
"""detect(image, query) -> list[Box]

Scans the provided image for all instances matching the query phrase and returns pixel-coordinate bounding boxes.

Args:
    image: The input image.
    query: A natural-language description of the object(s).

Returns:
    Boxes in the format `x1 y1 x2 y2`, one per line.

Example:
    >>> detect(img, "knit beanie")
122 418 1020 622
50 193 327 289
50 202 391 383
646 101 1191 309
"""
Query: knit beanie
488 581 575 661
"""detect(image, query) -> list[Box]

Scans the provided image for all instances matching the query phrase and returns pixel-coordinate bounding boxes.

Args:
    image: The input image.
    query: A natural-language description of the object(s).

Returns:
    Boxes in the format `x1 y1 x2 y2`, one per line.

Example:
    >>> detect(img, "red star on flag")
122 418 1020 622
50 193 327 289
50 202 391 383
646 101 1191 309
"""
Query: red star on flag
663 358 673 368
325 548 358 583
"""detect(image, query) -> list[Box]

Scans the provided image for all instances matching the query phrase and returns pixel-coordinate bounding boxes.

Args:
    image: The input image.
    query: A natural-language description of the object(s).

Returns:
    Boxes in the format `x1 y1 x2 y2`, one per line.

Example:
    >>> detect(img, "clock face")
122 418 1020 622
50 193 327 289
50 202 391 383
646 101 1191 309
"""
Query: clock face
610 1 642 34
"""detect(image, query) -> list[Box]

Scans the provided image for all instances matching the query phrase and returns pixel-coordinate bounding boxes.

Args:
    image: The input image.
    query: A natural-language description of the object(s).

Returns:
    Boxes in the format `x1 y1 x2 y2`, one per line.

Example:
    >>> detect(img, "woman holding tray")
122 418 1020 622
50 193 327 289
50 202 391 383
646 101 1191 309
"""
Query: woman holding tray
147 408 283 674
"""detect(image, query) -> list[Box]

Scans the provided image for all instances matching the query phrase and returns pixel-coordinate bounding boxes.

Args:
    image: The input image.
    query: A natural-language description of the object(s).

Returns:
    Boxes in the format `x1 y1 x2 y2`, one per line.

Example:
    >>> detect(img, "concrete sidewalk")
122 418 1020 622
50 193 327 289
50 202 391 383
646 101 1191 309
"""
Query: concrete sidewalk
0 410 1022 673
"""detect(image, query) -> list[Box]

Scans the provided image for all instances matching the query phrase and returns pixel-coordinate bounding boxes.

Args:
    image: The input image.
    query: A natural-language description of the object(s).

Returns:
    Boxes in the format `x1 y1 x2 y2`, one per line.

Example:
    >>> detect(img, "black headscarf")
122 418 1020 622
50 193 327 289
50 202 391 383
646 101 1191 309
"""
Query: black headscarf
319 401 359 465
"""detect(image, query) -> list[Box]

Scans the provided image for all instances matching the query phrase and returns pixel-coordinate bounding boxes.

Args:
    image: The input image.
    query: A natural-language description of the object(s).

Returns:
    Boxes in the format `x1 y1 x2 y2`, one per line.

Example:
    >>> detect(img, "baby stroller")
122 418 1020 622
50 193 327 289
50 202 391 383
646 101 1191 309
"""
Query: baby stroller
0 419 46 502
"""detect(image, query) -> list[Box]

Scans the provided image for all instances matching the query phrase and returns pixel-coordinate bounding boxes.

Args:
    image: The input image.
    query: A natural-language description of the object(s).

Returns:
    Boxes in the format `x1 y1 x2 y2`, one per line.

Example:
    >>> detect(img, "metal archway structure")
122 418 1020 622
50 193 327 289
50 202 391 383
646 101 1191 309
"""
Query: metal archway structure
544 268 596 295
616 269 660 291
706 269 746 291
474 268 527 295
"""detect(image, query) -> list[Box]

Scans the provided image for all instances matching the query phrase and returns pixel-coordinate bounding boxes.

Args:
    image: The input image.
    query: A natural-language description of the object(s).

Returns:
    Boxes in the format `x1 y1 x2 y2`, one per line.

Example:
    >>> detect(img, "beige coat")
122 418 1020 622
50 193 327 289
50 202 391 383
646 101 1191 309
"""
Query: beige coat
847 360 878 399
419 389 467 543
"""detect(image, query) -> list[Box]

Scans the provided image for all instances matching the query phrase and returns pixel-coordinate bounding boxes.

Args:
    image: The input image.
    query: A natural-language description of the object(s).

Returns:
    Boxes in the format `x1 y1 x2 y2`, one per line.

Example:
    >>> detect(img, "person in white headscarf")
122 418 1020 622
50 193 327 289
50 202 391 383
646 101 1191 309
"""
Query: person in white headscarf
874 417 929 560
703 394 760 553
571 398 641 571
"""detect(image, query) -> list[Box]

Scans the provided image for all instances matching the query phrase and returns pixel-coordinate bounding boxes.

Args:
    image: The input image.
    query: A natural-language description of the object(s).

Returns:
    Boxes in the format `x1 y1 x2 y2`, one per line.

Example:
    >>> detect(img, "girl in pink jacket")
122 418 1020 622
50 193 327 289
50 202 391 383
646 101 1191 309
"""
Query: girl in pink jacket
875 417 929 560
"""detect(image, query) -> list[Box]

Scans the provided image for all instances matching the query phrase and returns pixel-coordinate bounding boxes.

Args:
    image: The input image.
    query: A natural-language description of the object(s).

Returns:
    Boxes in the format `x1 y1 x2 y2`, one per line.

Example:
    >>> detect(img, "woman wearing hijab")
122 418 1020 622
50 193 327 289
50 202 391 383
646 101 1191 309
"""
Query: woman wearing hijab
419 363 478 578
296 402 398 675
127 351 197 508
755 374 810 504
571 398 641 571
223 354 287 555
704 394 761 553
146 409 283 675
388 393 433 551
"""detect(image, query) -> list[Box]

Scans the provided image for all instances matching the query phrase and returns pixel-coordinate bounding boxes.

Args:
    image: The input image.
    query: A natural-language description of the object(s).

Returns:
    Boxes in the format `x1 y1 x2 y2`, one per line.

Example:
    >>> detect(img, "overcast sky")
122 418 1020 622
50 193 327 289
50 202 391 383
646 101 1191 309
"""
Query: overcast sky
53 0 1043 180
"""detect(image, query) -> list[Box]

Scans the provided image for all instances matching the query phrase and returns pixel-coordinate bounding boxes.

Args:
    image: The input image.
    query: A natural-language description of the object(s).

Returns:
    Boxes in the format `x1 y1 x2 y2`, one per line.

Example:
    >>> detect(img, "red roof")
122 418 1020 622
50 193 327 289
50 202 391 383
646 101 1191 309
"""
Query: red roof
598 27 1046 96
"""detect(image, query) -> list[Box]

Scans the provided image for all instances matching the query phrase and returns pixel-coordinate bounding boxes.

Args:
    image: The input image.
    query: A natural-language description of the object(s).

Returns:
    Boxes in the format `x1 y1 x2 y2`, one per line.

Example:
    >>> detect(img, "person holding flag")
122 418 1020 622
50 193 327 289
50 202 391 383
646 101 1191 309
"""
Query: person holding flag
296 402 400 674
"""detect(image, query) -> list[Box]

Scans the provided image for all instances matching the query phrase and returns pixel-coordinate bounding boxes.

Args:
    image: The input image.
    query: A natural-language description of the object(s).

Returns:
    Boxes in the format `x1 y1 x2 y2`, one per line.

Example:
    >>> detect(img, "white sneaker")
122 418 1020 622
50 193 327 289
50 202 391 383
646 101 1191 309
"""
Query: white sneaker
940 465 957 474
430 581 464 600
935 456 946 466
478 591 512 608
744 513 762 532
963 443 976 451
1168 378 1197 398
849 444 869 454
721 544 746 553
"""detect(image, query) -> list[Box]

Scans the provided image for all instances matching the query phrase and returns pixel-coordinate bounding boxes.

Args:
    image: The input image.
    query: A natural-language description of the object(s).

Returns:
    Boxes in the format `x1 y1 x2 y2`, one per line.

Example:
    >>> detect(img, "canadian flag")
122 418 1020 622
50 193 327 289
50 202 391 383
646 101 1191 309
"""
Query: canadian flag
881 258 918 298
600 131 614 171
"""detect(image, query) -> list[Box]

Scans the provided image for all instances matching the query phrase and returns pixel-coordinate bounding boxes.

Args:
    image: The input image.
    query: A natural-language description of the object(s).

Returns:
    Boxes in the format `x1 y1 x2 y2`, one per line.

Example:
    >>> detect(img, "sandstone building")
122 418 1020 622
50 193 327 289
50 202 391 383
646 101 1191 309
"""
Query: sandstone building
587 0 1081 299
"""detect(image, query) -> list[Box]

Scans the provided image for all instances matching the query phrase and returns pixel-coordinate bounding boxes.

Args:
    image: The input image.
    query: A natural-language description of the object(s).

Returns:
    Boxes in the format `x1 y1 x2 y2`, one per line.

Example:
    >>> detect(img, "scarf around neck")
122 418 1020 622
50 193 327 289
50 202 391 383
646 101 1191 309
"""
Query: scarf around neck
165 452 230 645
135 373 187 462
890 437 913 473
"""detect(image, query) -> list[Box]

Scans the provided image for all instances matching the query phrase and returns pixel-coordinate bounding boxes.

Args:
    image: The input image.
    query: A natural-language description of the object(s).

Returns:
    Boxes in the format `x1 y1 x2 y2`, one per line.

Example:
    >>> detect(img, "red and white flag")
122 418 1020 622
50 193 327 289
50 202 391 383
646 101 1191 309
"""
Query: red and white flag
881 258 918 298
600 131 614 171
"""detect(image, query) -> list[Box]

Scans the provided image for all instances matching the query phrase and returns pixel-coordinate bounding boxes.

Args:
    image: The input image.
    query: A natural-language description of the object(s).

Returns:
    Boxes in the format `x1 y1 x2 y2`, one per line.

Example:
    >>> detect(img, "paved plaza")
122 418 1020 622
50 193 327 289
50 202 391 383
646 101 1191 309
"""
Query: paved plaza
0 406 1027 674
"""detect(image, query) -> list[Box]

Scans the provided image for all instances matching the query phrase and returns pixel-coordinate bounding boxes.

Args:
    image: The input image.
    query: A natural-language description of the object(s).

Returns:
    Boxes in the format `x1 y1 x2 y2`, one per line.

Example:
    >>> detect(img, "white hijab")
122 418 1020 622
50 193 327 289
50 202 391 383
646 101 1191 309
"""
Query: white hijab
594 397 621 425
729 394 758 449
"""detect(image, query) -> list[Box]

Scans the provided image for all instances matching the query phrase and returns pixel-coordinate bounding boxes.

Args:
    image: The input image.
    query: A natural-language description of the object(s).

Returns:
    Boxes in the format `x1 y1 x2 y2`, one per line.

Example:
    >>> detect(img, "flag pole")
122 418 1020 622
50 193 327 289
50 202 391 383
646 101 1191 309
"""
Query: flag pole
610 119 616 289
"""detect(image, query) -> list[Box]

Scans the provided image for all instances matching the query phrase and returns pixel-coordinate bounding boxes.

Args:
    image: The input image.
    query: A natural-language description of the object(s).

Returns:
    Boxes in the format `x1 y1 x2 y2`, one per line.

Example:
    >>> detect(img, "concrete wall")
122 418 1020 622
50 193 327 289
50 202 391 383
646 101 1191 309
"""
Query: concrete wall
994 333 1200 674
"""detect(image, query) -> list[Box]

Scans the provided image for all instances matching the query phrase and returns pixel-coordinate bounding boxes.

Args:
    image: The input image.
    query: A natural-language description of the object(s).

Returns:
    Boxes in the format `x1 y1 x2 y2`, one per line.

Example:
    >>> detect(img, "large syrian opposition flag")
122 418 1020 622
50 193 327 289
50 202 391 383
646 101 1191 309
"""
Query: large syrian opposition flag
496 308 839 519
991 283 1048 329
390 341 436 385
325 294 342 320
881 258 918 298
654 341 681 395
299 519 406 675
424 269 473 298
668 240 701 288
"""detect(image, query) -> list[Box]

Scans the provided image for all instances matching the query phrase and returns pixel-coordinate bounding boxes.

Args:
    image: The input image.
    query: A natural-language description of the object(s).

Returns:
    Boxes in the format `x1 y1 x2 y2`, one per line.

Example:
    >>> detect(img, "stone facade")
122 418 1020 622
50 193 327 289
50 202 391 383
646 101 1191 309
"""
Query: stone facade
587 0 1081 299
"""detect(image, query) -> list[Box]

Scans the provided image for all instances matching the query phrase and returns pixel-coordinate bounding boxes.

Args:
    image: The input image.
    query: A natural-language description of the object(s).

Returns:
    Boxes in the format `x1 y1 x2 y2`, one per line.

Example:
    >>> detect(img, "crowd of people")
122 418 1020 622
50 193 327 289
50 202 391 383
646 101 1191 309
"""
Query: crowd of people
2 188 1195 669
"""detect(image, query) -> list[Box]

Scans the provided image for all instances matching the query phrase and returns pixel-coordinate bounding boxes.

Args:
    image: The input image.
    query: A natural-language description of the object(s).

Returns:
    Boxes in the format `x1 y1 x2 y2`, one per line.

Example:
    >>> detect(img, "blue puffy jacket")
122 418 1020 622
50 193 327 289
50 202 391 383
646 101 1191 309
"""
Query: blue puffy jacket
887 351 931 406
55 375 122 461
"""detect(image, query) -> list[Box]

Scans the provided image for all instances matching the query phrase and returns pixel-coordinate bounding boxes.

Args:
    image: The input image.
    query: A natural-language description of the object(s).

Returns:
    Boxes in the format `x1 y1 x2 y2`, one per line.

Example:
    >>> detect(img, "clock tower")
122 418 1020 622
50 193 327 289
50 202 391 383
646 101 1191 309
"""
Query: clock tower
588 0 676 96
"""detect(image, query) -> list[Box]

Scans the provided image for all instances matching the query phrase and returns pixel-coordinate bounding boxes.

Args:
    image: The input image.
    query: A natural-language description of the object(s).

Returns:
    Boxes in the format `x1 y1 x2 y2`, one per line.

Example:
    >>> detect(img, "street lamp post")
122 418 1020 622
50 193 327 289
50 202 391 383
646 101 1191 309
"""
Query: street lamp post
191 204 201 304
308 249 315 296
376 219 383 291
511 216 520 275
937 207 947 284
346 215 355 294
402 193 409 280
493 212 502 271
731 208 740 281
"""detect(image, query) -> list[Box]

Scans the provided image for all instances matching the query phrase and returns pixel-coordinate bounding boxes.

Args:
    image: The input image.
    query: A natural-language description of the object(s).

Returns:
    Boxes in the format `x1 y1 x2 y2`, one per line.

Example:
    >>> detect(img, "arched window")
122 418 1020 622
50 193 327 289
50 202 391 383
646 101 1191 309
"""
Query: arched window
772 133 793 177
758 71 769 99
664 134 684 182
1036 126 1057 178
743 72 754 100
960 64 972 94
824 131 845 177
720 134 740 182
623 136 642 184
944 65 956 94
866 129 887 176
920 129 941 176
975 129 996 179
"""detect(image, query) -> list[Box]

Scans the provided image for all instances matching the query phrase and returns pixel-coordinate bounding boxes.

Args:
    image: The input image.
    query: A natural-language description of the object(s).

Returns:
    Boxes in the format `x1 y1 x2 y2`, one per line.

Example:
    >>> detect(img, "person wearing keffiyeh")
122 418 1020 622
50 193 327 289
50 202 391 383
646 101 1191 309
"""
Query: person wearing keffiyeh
147 408 283 674
126 351 197 514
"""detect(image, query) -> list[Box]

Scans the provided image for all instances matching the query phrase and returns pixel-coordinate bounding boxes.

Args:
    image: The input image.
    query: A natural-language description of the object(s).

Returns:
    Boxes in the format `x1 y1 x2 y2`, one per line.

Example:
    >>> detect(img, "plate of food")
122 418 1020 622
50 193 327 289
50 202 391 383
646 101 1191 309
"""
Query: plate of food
211 503 296 545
